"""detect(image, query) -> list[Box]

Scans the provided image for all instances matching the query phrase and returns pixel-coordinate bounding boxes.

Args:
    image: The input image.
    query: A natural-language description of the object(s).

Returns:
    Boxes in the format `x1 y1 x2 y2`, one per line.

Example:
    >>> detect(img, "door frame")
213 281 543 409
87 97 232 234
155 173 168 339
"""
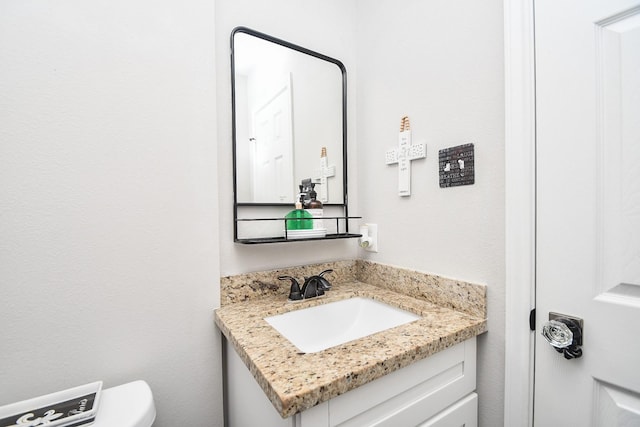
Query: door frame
504 0 536 425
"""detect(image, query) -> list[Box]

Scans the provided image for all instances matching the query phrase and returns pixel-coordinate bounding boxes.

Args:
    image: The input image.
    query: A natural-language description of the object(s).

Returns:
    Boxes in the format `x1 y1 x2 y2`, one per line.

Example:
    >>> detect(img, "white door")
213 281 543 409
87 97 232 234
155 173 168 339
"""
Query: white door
535 0 640 425
252 80 294 203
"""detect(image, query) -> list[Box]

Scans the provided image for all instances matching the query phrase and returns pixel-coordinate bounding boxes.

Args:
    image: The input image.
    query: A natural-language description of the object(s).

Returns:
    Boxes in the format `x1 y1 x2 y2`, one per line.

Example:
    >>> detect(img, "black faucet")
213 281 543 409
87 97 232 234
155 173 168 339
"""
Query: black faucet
278 275 302 301
278 269 333 301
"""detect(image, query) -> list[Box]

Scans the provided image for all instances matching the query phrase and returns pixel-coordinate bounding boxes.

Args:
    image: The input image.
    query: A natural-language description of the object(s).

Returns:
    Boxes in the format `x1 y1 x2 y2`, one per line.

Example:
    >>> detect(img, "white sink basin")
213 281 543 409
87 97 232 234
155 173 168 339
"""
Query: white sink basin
264 297 420 353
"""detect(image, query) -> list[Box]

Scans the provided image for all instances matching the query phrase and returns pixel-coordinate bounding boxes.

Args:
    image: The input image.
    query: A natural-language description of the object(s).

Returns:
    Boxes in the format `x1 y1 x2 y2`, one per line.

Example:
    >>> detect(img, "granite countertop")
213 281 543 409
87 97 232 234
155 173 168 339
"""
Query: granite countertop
215 278 487 418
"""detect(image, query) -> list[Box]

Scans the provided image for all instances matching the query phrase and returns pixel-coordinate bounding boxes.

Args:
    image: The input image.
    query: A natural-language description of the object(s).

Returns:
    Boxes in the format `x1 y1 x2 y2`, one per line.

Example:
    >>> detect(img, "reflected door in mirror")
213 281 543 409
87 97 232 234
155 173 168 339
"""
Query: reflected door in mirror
252 76 294 203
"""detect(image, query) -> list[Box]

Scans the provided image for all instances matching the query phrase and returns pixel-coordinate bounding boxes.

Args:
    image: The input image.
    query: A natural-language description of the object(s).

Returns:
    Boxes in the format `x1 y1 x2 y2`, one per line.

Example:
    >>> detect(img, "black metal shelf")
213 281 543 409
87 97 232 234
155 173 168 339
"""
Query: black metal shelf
235 232 362 245
234 216 361 245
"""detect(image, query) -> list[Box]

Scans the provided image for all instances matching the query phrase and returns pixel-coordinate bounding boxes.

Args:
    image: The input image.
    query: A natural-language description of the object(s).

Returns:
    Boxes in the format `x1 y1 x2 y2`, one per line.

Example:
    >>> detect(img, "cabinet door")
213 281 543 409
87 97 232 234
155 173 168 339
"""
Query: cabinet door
418 393 477 427
225 341 295 427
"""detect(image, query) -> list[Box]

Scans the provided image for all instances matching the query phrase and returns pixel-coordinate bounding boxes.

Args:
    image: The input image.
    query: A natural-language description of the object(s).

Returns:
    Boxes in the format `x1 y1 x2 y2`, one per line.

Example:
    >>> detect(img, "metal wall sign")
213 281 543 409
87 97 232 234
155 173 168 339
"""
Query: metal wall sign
439 143 475 188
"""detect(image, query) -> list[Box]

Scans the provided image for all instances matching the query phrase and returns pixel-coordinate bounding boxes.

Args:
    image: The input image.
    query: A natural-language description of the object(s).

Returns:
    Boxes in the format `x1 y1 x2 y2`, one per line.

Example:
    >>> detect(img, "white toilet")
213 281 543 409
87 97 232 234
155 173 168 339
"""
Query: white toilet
94 380 156 427
0 380 155 427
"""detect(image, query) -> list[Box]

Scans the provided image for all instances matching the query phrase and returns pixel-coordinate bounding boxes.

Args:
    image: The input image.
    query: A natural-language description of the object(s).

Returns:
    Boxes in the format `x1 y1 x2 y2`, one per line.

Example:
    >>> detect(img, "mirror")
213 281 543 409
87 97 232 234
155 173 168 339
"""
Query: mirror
231 27 346 205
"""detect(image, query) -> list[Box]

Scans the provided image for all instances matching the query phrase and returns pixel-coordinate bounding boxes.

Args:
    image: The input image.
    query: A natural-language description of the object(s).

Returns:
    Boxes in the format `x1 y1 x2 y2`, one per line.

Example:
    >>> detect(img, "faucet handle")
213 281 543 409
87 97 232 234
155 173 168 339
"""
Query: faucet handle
318 269 333 277
316 269 333 290
278 275 302 301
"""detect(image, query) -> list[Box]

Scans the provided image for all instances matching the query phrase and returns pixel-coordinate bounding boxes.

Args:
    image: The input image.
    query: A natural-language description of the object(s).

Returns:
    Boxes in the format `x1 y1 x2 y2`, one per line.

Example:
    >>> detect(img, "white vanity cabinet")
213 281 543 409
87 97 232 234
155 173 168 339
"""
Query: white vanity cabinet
225 337 477 427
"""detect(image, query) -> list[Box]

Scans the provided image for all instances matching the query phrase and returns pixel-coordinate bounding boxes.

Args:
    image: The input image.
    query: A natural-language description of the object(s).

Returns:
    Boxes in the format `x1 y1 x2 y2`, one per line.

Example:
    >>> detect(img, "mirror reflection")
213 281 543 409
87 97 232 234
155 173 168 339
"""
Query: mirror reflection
232 28 345 205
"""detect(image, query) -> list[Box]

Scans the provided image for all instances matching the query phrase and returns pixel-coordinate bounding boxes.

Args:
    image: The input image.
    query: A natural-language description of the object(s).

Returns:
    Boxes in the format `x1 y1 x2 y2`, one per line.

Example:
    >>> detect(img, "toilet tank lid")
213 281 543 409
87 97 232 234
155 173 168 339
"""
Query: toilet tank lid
93 381 156 427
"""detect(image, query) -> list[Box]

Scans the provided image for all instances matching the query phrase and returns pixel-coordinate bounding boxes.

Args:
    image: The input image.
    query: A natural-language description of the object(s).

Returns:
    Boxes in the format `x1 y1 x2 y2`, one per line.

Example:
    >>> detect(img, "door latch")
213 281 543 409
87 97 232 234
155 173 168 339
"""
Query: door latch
541 312 583 359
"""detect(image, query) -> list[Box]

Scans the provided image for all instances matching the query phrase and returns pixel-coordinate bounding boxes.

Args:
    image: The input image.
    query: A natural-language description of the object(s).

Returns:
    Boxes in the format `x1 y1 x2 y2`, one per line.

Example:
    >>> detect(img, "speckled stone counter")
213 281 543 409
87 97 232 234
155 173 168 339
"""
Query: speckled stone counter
215 261 487 418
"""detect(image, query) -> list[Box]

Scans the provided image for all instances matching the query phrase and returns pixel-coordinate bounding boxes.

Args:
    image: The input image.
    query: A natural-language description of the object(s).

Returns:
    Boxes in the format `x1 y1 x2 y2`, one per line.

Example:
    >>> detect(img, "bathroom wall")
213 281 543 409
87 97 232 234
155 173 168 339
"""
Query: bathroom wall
355 1 505 426
215 0 360 276
0 1 223 426
0 2 503 427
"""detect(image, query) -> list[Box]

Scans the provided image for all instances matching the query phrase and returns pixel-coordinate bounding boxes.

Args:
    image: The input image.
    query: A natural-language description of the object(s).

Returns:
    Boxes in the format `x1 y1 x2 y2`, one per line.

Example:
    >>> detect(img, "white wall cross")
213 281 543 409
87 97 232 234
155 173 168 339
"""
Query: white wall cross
314 146 336 203
385 116 426 196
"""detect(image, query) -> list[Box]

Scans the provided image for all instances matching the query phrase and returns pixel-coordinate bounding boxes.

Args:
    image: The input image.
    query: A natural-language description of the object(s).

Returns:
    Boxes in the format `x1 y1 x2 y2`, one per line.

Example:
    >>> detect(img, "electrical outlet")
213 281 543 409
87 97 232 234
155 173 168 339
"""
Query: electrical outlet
359 223 378 252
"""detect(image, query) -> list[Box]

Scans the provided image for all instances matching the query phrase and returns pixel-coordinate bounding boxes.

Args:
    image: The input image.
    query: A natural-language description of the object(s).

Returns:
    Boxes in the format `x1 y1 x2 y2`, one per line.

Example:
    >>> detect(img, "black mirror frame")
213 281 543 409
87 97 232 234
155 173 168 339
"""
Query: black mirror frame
231 26 349 242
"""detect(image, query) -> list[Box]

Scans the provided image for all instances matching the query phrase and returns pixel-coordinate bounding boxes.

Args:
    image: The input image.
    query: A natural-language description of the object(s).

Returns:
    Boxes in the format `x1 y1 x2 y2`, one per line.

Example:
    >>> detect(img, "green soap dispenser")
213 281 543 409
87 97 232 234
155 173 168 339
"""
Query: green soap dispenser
285 197 312 231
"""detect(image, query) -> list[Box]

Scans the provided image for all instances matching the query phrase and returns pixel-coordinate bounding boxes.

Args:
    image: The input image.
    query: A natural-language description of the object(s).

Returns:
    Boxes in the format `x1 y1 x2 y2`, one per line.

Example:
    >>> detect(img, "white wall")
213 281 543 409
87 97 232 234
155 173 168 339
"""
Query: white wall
355 1 505 426
0 1 223 426
215 0 359 275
